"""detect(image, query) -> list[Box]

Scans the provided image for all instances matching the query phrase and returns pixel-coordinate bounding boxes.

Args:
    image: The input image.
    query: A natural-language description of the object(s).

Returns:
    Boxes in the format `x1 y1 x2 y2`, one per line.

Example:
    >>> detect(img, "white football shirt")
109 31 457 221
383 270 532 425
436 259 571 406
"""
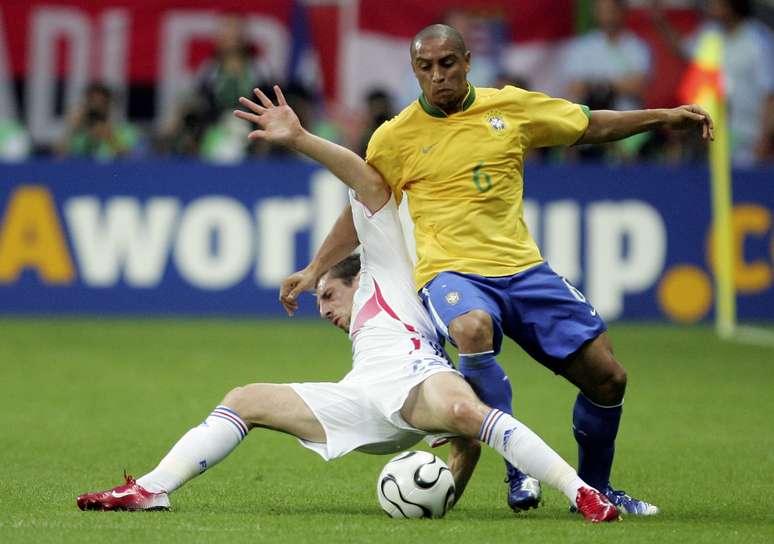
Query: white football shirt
347 191 445 369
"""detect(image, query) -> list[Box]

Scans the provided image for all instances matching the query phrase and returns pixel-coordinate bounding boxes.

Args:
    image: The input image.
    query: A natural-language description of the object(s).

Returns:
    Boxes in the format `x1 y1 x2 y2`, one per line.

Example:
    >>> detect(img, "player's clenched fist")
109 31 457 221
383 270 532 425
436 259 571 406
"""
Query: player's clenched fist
280 268 317 317
665 104 715 141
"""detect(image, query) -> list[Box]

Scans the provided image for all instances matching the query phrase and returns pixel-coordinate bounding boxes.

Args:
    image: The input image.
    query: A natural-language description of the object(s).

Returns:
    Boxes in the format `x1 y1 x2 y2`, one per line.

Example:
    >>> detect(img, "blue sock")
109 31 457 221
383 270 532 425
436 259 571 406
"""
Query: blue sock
459 351 517 475
572 392 622 491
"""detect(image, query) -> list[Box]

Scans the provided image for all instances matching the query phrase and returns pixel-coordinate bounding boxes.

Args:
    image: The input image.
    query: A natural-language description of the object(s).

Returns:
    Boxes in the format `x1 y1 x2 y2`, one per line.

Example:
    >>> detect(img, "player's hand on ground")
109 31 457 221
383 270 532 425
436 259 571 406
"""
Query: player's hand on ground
665 104 715 141
234 85 303 147
279 268 318 317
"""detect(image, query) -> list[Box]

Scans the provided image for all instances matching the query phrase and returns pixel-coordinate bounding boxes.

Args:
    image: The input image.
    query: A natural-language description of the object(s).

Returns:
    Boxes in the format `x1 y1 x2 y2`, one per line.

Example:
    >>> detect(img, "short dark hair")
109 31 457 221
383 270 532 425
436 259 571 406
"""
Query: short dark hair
320 254 361 288
85 82 112 100
410 24 467 59
727 0 752 18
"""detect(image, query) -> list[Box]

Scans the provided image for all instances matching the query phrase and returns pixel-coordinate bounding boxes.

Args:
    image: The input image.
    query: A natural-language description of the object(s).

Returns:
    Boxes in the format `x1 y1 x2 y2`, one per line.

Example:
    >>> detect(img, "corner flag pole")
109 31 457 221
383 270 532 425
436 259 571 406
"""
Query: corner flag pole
680 30 735 337
709 97 735 338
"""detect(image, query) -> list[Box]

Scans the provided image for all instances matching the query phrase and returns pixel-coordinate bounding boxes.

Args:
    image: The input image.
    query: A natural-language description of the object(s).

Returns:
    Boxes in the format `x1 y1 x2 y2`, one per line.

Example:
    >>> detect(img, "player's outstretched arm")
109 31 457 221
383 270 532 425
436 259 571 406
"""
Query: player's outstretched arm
578 104 714 145
234 86 390 212
446 437 481 506
279 204 359 316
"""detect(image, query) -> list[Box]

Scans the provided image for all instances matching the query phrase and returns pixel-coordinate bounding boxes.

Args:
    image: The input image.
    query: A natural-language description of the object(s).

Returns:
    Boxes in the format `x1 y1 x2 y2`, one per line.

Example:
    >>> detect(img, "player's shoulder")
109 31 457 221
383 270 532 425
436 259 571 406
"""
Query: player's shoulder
567 30 604 50
475 85 532 110
485 85 528 98
375 101 424 134
369 101 426 153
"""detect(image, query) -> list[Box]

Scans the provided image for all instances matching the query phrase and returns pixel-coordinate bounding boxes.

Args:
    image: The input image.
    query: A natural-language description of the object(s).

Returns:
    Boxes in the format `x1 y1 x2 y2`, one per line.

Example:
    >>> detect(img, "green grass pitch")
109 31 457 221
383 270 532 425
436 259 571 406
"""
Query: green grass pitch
1 319 773 543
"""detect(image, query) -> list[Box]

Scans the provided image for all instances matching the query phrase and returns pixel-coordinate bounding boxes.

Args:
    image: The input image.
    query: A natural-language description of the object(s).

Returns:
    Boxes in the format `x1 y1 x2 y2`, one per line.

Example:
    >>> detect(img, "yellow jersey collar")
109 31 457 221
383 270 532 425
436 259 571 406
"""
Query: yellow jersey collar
418 83 476 118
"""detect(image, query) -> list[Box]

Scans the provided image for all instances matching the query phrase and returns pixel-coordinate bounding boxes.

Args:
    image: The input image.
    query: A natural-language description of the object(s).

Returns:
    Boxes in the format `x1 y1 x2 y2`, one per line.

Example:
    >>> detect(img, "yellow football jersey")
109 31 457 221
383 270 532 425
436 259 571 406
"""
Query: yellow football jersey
365 84 590 289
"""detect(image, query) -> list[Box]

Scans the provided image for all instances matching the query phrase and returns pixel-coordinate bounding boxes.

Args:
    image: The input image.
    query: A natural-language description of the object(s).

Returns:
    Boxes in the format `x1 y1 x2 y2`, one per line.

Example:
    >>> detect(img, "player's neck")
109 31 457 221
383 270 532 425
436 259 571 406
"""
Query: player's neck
603 28 623 42
428 83 471 116
439 101 464 116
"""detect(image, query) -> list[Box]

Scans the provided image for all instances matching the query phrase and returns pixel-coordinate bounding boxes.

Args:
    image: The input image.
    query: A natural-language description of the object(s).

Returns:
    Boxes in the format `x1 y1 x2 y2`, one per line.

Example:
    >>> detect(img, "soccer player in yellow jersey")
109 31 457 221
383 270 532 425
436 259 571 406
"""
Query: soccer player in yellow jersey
269 24 713 516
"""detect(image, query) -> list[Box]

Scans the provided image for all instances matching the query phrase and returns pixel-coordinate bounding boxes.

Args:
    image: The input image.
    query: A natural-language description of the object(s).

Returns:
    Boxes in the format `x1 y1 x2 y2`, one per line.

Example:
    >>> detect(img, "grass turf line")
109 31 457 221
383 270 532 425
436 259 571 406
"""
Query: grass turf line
0 319 772 543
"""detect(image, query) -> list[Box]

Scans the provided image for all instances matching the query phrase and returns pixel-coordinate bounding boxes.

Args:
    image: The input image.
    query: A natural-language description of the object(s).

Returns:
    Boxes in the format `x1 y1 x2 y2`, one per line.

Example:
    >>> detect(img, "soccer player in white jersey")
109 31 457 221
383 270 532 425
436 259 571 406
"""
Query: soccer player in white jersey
76 87 618 522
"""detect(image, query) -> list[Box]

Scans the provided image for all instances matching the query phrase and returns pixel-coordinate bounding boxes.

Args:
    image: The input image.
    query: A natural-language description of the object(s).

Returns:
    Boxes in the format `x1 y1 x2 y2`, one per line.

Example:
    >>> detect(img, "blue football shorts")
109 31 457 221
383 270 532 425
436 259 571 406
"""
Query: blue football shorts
419 262 607 374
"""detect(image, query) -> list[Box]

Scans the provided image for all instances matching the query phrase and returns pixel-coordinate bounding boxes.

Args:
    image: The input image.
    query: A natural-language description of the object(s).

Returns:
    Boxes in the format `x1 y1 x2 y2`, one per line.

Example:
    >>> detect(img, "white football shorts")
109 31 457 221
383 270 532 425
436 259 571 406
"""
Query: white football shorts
289 355 459 461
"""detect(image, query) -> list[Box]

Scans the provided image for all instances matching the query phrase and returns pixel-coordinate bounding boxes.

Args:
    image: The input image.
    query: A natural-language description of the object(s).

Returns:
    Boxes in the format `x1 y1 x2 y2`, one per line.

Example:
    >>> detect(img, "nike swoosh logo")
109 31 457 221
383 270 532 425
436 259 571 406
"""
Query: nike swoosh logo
420 144 435 154
590 308 597 316
111 490 135 498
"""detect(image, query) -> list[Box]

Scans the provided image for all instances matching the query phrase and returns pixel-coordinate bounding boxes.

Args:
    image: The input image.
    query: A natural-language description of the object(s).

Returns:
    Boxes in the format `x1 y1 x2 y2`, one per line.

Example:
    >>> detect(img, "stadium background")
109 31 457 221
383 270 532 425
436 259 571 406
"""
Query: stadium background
1 0 773 323
1 1 773 543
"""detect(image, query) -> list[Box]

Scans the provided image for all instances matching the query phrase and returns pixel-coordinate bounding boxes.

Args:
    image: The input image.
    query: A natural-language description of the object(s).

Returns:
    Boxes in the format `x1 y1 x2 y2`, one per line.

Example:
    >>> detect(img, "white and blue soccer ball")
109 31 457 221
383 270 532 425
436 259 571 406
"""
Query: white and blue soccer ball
376 451 455 519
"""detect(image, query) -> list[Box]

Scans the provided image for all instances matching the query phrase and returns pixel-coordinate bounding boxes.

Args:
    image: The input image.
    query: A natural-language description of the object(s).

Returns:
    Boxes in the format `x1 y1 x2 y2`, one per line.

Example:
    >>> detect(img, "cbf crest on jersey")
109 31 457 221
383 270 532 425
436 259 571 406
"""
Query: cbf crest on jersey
483 109 508 137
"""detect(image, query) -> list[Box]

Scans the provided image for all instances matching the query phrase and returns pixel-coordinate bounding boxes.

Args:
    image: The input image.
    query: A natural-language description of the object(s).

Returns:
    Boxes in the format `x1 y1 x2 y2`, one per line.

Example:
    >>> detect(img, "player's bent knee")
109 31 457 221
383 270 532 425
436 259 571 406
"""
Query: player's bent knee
448 398 484 436
593 363 627 404
608 365 627 396
221 385 257 418
449 310 493 351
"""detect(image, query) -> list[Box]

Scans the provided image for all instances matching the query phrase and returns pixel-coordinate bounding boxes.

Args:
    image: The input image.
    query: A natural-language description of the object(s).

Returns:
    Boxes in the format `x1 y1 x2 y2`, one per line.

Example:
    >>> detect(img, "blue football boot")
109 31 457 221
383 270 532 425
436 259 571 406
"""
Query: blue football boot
603 486 660 515
506 466 542 512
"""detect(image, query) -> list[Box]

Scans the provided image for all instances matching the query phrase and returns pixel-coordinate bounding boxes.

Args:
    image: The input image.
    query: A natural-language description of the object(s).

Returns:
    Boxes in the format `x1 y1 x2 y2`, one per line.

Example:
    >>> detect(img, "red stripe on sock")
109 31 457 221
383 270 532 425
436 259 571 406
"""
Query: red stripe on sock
211 410 247 438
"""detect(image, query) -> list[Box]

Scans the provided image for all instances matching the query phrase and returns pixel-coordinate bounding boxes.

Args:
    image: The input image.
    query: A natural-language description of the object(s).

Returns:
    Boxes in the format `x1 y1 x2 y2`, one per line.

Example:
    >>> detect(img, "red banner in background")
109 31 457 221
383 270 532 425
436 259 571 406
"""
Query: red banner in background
1 0 293 81
0 1 698 146
0 1 299 145
359 0 575 42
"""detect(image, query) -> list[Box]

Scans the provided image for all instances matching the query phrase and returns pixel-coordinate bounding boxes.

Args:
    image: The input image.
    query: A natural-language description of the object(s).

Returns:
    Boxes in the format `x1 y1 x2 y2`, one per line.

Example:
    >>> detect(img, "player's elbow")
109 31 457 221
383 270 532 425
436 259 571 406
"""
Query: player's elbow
356 182 391 214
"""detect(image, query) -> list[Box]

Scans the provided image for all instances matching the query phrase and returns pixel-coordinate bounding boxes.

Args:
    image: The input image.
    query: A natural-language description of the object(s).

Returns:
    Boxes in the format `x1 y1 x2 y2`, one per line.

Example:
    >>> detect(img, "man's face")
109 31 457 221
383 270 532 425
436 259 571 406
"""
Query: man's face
595 0 625 34
317 273 359 332
411 36 470 111
217 15 244 53
707 0 734 24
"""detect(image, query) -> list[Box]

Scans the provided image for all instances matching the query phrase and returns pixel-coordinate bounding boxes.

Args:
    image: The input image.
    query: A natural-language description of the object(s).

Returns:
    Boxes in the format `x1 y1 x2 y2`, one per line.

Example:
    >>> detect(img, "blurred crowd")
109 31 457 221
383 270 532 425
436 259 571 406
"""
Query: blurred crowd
1 0 772 167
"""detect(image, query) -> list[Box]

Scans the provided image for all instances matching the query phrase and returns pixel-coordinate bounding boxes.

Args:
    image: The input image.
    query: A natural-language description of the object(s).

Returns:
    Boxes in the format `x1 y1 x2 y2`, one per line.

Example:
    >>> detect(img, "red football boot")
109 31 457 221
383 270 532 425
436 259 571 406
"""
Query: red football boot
77 474 170 511
575 487 620 523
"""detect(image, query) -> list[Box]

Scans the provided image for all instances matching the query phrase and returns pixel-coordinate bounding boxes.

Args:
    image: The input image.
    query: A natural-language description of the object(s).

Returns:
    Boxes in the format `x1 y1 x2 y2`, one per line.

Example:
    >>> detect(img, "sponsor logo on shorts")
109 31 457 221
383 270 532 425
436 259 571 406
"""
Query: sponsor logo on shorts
410 357 452 374
445 291 461 305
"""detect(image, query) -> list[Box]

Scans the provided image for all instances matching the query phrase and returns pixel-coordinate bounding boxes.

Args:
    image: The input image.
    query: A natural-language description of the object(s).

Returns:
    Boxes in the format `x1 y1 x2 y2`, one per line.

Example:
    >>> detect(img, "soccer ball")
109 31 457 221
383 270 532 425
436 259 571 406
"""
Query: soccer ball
376 451 456 519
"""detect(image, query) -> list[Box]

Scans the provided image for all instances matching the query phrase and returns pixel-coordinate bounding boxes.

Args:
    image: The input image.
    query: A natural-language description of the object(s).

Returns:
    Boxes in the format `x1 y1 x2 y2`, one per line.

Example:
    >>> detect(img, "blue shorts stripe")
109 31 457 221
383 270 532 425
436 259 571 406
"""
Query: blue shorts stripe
420 287 449 337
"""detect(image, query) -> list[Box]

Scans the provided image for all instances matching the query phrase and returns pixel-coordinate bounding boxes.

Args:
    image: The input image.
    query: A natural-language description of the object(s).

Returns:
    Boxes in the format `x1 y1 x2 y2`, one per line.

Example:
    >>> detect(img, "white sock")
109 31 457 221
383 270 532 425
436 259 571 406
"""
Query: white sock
479 408 587 503
136 405 249 494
